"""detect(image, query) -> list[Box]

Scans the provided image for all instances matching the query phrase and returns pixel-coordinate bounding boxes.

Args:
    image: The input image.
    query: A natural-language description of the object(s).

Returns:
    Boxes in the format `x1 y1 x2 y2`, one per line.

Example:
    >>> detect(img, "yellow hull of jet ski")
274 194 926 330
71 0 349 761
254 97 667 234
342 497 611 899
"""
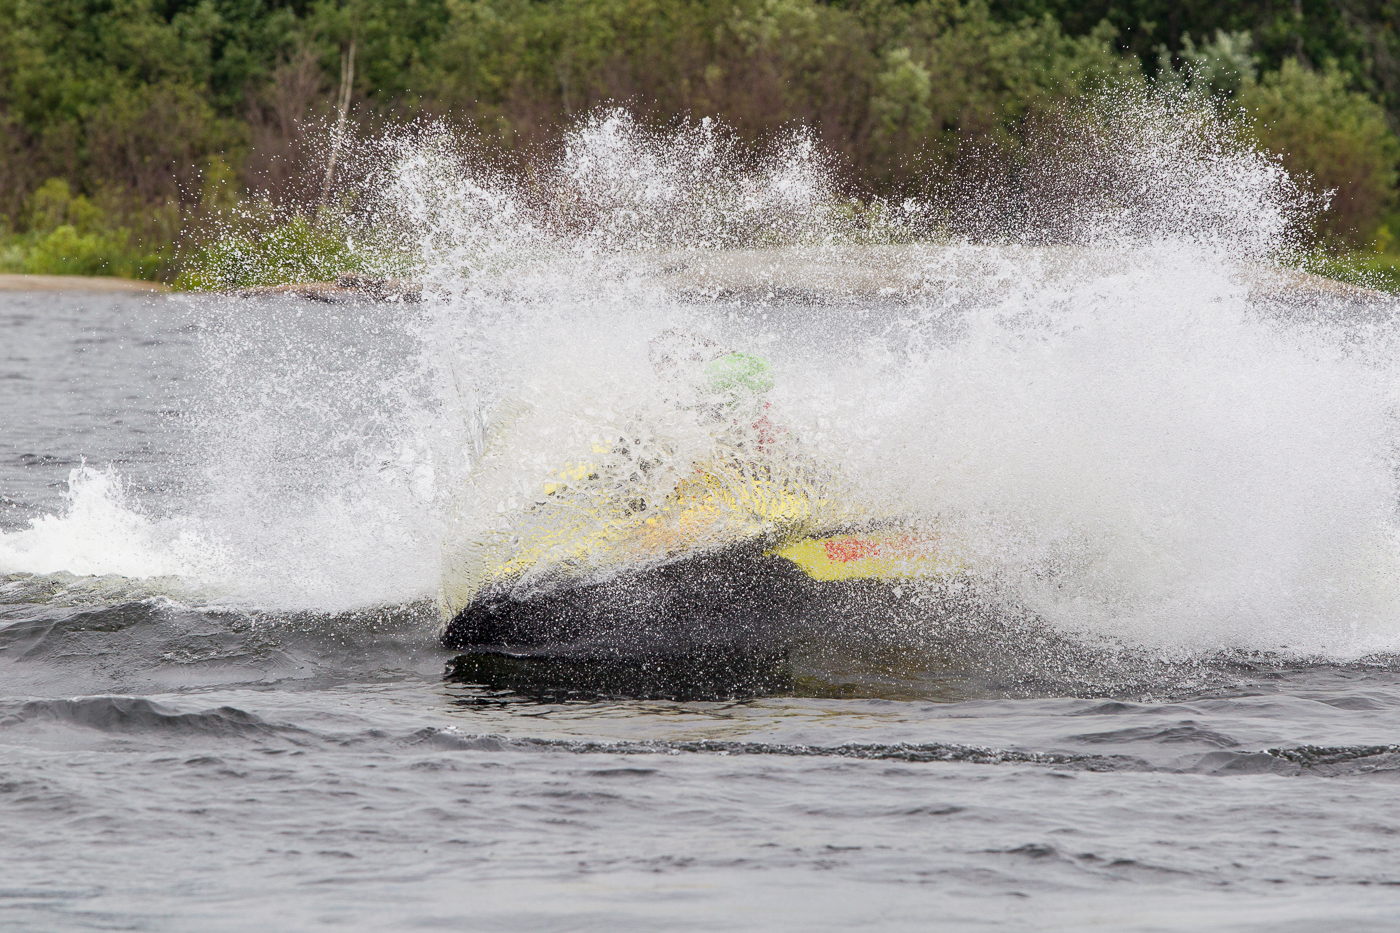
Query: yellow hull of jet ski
440 452 963 653
772 531 964 582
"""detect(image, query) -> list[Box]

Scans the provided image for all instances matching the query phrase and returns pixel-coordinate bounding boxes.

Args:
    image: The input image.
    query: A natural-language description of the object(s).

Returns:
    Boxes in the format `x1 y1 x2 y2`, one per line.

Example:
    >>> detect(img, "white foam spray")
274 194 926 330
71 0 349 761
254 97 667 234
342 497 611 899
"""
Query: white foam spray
6 95 1400 657
0 465 219 580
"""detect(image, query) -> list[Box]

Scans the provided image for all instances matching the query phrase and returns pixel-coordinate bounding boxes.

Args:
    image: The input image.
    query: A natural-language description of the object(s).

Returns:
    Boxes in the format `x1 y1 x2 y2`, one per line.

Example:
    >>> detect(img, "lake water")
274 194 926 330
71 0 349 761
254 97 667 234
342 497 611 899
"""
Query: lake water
4 278 1400 932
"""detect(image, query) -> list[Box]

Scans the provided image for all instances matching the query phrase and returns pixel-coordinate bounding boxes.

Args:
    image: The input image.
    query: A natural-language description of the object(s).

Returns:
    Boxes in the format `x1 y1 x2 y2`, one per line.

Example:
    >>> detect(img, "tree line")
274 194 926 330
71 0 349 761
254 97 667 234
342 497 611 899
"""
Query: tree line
1 0 1398 281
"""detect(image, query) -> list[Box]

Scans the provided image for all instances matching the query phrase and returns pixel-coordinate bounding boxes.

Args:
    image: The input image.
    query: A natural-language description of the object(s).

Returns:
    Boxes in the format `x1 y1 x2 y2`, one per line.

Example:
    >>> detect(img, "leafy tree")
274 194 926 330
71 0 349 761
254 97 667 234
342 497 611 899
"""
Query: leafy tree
984 0 1400 131
1241 58 1400 245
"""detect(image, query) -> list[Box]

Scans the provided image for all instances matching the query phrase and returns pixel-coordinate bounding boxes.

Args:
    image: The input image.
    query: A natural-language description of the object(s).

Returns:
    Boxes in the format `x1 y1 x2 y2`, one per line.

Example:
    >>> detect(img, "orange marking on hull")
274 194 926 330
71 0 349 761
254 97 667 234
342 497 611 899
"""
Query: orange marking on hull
823 534 931 564
824 538 875 563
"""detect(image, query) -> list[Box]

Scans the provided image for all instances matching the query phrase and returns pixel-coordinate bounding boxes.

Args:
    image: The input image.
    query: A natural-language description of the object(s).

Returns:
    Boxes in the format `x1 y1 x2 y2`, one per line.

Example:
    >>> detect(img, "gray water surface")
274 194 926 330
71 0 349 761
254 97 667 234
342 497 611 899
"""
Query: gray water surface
3 291 1400 931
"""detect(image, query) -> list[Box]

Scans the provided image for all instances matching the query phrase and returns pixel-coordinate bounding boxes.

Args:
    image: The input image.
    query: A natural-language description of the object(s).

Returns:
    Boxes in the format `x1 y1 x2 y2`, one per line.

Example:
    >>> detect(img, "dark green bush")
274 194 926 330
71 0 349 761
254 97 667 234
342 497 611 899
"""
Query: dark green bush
1241 59 1400 248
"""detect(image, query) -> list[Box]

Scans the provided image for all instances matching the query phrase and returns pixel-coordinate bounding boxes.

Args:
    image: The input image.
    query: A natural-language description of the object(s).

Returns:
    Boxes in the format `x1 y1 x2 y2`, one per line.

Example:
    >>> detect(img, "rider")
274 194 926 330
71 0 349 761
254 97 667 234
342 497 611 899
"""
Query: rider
647 330 782 452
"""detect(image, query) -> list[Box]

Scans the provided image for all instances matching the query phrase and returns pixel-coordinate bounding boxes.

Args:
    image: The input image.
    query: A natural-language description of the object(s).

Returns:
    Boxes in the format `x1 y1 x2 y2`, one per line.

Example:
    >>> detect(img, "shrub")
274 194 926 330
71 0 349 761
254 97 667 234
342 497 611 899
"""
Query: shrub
0 179 168 278
175 211 375 289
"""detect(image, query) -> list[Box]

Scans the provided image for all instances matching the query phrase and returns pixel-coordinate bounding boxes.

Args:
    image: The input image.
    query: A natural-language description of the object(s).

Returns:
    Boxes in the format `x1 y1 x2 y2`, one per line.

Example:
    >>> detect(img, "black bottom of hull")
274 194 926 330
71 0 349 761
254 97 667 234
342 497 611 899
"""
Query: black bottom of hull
442 548 816 701
441 546 818 660
444 648 794 702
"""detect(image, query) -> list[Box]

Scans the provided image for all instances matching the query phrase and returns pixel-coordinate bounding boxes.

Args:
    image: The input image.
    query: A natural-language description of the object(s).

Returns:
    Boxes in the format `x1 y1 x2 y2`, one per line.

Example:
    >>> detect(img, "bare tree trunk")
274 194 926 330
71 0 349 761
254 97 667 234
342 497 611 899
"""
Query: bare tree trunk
317 38 356 223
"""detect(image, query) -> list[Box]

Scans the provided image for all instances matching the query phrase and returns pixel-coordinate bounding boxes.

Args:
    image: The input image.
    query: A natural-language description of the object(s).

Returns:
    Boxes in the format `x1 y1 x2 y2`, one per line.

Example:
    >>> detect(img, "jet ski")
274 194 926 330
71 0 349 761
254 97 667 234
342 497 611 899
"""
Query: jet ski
438 335 964 672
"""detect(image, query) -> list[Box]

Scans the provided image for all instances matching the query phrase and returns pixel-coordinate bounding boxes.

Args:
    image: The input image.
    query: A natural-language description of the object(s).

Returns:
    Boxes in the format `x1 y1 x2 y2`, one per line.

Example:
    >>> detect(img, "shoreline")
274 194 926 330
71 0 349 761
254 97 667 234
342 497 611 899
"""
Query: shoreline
0 257 1391 303
0 274 168 293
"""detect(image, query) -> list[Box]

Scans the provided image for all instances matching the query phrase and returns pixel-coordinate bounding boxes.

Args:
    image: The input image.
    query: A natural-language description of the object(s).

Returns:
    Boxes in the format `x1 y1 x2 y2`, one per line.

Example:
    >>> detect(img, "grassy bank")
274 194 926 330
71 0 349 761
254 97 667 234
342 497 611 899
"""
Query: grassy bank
1310 251 1400 294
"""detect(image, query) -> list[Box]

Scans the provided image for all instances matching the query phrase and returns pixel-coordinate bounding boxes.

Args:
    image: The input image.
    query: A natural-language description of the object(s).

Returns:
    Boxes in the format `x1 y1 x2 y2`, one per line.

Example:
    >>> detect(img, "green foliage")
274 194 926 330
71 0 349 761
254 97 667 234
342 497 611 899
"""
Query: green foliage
1 0 1398 283
1150 29 1400 251
26 178 106 234
1155 30 1258 97
985 0 1400 133
872 47 934 145
1309 251 1400 294
0 179 169 278
0 0 246 204
1240 59 1400 246
428 0 1128 191
175 211 374 289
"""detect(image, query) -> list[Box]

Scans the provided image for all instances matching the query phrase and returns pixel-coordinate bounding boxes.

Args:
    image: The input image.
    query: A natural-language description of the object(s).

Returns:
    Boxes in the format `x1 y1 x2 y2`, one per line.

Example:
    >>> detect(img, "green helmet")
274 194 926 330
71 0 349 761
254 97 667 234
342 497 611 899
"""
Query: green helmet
703 351 774 399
